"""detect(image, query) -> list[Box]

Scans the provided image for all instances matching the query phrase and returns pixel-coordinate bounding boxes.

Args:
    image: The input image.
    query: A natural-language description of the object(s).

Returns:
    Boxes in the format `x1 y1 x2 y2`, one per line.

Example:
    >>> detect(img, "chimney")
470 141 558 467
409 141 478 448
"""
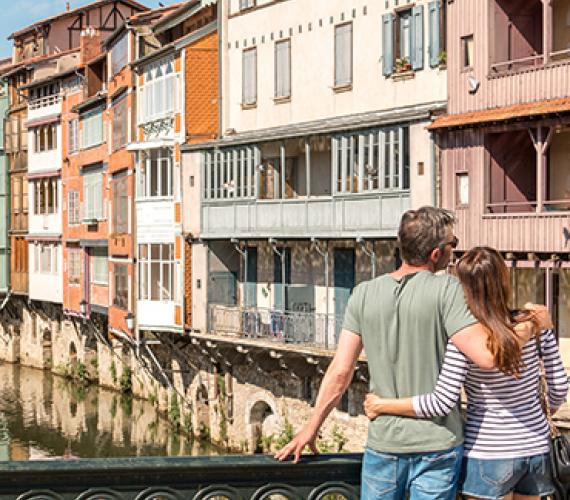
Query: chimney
79 27 102 64
66 2 70 12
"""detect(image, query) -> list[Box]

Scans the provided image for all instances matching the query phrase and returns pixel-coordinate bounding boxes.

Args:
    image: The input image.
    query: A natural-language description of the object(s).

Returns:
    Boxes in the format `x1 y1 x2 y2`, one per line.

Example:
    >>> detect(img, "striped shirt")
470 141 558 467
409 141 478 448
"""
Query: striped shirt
412 330 569 458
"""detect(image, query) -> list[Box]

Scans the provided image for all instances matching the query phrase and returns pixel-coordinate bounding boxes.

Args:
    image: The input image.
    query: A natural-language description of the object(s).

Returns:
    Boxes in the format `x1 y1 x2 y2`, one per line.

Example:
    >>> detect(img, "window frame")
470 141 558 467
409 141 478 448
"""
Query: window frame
113 263 129 309
138 148 173 200
456 171 470 207
274 38 291 100
90 248 109 286
138 243 176 302
112 174 129 234
111 34 128 77
461 34 474 70
82 169 105 222
33 177 58 215
112 93 128 152
68 247 82 285
334 22 353 89
80 106 104 150
242 47 258 106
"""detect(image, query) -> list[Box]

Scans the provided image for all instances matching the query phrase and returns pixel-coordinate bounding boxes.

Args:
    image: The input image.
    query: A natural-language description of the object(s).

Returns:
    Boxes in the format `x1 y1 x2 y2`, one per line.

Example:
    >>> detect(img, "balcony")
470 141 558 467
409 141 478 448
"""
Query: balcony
27 94 61 122
486 0 570 107
202 132 411 239
209 305 343 351
202 193 409 239
457 125 570 253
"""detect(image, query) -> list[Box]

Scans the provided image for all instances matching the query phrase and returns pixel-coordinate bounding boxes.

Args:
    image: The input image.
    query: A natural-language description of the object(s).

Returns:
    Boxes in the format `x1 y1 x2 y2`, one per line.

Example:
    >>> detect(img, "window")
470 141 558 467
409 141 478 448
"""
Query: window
334 23 352 87
81 107 103 149
33 124 57 152
239 0 255 10
68 119 79 155
83 170 104 221
112 174 128 233
382 6 425 76
29 82 60 109
33 177 58 215
68 190 80 225
428 0 446 67
113 263 128 309
274 39 291 99
34 243 58 274
203 147 257 200
91 248 108 285
242 48 257 105
138 148 172 198
456 172 469 206
398 11 412 63
140 57 176 123
112 93 128 151
138 243 176 301
111 34 128 76
68 248 81 284
462 35 474 69
333 127 409 193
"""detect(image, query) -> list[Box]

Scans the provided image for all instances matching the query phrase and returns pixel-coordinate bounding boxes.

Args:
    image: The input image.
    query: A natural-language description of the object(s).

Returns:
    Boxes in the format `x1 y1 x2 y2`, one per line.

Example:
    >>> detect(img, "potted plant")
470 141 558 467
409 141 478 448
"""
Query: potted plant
395 57 412 72
438 50 447 66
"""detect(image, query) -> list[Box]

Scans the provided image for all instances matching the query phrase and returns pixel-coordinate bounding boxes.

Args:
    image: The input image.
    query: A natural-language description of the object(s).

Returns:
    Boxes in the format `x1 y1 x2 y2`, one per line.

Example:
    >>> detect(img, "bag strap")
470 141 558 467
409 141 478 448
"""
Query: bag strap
535 331 561 438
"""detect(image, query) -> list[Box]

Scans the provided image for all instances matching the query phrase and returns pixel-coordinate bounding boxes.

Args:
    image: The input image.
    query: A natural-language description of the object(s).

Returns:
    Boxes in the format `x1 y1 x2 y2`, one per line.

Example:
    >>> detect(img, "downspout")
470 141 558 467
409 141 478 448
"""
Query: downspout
217 0 223 138
269 238 285 312
231 238 247 307
431 132 438 207
311 237 329 349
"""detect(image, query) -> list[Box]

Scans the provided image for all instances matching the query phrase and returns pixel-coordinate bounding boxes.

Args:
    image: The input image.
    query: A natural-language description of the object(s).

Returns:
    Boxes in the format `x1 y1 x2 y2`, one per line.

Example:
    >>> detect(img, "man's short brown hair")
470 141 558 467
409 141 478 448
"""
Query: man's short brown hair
398 207 457 266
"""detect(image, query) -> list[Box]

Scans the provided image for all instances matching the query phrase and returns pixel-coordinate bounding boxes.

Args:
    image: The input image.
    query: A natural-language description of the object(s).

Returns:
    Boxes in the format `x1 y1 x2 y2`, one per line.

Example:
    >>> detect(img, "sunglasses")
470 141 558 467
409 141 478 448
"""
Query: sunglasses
440 236 459 250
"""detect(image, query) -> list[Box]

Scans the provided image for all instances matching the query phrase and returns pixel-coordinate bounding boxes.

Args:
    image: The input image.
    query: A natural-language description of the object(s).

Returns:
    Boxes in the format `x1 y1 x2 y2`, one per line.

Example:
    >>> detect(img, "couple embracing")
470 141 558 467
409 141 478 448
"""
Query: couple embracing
275 206 568 500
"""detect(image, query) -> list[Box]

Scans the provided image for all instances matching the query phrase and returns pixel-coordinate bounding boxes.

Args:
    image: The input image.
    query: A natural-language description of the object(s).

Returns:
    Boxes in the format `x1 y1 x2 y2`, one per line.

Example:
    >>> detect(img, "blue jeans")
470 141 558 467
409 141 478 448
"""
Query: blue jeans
460 454 554 499
361 444 464 500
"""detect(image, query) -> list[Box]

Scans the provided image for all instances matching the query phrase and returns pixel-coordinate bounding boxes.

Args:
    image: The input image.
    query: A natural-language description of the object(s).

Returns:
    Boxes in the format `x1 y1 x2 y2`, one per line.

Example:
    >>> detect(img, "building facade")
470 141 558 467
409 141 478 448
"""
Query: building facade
430 0 570 363
131 1 218 336
184 0 447 343
0 60 10 296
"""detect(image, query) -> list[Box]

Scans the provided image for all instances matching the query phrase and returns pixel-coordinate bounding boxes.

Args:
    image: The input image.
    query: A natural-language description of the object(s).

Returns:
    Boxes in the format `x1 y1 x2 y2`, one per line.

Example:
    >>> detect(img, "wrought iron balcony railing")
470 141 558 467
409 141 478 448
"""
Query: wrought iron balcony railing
0 453 362 499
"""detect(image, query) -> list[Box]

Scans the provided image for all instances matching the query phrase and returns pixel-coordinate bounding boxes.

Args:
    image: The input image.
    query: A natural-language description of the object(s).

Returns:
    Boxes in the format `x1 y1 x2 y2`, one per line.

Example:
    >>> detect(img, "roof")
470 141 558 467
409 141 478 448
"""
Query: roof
1 48 80 79
152 0 200 34
182 100 446 151
9 0 148 39
129 3 184 23
427 97 570 130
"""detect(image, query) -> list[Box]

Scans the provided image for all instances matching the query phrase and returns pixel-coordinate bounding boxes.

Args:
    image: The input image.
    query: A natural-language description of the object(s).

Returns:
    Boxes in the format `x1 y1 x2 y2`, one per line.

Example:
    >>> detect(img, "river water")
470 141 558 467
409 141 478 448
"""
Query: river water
0 363 217 461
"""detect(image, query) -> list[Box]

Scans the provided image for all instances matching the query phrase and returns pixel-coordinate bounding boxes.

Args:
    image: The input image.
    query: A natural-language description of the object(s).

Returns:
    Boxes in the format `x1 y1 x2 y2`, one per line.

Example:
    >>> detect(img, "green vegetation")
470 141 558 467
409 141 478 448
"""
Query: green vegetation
119 366 132 394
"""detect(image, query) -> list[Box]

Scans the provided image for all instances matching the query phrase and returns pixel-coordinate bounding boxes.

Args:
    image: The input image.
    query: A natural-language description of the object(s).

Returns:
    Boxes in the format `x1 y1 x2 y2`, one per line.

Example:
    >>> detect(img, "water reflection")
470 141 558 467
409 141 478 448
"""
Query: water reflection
0 363 217 460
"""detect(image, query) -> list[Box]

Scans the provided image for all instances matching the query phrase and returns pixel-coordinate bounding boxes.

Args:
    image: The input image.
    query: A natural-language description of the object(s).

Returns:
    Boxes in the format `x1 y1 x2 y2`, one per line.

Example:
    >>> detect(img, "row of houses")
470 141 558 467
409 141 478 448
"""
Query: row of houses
0 0 569 366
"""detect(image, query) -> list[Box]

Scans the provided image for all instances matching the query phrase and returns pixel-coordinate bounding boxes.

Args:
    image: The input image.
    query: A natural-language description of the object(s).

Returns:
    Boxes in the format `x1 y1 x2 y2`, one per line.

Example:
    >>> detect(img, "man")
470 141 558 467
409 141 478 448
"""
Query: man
275 207 547 499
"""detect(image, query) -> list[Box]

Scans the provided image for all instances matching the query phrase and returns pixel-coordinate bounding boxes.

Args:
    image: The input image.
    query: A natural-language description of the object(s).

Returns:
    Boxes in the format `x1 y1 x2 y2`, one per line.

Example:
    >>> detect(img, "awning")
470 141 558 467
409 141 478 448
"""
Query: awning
27 169 61 180
26 234 62 242
427 97 570 130
25 114 60 128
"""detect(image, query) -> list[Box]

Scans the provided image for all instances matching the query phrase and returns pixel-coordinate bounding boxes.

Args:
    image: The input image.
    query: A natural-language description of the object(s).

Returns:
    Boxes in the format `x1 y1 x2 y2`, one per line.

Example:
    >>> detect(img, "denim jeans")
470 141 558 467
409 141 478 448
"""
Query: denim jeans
361 444 464 500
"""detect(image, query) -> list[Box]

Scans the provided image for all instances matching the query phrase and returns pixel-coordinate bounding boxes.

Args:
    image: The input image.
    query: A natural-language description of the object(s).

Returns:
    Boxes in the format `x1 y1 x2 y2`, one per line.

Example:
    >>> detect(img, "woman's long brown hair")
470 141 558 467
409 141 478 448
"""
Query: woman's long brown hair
455 247 535 376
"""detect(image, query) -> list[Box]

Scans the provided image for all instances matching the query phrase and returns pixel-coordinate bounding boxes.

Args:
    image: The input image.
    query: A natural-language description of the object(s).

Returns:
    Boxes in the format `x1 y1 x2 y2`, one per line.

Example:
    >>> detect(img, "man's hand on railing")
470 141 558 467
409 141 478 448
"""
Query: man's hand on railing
274 427 319 464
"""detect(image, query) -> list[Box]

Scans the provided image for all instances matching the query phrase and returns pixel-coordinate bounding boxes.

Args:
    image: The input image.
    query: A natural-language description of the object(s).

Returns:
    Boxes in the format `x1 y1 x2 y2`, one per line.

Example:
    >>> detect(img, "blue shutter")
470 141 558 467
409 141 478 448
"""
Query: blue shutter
429 1 441 67
382 14 394 76
411 5 424 70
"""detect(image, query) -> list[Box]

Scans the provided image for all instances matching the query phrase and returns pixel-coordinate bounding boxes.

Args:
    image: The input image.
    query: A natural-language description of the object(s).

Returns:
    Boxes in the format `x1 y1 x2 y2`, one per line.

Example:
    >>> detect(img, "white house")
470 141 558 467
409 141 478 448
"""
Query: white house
182 0 447 345
26 76 64 304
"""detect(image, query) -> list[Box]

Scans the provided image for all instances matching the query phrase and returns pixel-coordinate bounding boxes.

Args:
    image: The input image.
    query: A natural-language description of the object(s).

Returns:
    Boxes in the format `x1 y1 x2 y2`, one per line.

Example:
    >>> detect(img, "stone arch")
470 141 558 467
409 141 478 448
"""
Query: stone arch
194 383 210 440
246 393 281 453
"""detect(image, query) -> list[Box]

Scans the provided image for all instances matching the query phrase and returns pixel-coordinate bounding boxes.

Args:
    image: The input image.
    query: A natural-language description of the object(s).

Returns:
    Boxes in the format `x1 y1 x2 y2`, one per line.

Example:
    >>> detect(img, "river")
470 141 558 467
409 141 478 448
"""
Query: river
0 363 218 460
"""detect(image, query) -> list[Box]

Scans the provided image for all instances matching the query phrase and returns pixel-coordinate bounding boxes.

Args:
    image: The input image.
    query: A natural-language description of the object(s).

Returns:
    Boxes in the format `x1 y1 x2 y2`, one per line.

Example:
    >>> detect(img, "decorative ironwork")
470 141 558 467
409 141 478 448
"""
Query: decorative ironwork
0 454 362 499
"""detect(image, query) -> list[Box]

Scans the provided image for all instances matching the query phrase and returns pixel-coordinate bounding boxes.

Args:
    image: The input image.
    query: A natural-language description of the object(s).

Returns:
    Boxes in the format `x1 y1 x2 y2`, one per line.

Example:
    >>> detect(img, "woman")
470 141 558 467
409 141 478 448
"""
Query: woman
364 247 568 500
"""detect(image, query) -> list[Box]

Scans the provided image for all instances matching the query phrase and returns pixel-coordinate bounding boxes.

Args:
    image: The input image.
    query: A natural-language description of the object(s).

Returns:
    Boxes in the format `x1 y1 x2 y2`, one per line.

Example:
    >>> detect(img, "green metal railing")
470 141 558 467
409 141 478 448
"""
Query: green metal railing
0 453 362 499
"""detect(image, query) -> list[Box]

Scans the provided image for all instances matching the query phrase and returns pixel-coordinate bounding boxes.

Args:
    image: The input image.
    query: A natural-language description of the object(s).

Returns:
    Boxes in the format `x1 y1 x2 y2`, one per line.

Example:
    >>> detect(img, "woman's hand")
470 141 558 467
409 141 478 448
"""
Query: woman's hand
364 393 384 420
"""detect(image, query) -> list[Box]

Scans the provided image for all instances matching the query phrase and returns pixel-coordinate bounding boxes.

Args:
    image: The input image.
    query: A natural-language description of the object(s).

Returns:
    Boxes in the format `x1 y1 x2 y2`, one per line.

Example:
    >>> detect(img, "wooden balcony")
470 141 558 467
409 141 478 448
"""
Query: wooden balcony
10 271 28 295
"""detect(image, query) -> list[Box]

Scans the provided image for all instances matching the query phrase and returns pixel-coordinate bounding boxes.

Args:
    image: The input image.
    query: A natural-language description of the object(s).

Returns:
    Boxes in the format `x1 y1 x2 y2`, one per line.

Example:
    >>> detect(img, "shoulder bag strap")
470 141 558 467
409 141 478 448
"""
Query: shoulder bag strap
535 331 561 439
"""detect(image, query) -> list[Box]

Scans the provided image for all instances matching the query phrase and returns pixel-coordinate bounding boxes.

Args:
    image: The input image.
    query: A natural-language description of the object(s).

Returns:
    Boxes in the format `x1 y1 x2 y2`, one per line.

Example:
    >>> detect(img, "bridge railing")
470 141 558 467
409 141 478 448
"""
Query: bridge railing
0 453 362 499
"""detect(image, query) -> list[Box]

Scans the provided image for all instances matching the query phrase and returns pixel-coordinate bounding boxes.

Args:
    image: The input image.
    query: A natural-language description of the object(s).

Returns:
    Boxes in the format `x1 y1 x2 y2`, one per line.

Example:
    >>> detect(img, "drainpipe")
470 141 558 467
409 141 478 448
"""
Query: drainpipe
217 0 223 138
269 238 285 312
357 236 376 278
311 237 329 349
231 238 247 308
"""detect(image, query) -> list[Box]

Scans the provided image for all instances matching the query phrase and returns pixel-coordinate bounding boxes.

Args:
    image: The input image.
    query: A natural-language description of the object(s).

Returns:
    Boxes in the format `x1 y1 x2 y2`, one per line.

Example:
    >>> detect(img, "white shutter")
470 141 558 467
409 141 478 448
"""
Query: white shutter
242 49 257 104
335 23 353 86
275 40 291 98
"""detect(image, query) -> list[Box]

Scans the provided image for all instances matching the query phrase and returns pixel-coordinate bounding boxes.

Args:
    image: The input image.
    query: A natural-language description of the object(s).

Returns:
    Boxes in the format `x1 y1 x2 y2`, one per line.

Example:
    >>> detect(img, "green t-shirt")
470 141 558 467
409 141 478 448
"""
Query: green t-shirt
343 271 477 454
